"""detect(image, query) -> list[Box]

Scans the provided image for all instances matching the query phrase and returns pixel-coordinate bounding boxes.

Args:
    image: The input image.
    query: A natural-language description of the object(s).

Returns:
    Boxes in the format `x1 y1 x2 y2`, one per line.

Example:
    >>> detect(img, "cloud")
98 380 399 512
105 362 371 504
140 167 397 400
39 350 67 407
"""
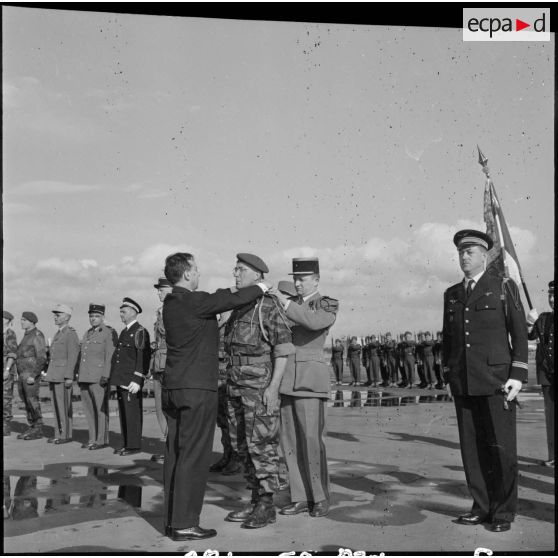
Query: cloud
13 180 103 195
3 202 35 215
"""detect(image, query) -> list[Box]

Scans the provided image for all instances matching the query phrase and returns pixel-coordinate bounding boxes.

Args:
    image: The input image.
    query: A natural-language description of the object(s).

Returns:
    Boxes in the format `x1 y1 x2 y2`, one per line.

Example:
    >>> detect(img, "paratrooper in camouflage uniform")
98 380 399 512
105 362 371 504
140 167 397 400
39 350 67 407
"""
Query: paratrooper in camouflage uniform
224 253 294 529
3 311 18 436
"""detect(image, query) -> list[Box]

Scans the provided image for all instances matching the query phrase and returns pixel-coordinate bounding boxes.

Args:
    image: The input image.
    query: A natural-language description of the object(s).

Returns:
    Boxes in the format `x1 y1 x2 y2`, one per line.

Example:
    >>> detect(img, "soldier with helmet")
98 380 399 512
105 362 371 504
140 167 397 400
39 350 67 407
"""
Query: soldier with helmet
77 304 117 450
224 253 295 529
45 304 80 444
108 297 151 456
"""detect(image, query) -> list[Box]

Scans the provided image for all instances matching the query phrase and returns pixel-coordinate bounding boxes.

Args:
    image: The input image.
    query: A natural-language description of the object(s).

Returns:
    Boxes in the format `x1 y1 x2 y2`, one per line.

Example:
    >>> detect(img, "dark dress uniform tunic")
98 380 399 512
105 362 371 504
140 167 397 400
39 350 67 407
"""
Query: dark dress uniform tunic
16 328 47 431
420 339 436 386
442 272 528 522
109 321 150 450
382 339 398 385
77 325 117 445
401 340 416 386
367 340 381 385
528 311 554 461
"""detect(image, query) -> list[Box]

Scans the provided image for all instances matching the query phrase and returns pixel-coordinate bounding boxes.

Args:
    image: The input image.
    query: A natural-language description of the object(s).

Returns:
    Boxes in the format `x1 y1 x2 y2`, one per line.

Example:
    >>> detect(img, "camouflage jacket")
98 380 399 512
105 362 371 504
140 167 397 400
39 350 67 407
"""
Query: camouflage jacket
3 328 18 375
16 327 47 380
224 295 294 359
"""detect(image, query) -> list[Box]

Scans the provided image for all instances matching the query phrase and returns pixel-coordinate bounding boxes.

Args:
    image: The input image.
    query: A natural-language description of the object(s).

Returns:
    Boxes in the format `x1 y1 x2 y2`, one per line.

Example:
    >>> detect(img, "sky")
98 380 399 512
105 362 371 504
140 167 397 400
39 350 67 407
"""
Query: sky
2 7 554 342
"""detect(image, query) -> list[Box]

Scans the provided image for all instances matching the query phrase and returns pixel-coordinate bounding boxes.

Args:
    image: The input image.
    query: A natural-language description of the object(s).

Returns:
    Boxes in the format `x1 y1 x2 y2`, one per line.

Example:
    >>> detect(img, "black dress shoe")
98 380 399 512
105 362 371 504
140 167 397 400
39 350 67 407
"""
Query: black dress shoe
150 454 165 463
310 500 330 517
81 442 94 449
490 519 511 532
169 526 217 541
89 443 109 450
119 448 141 456
456 512 487 525
279 501 309 515
47 437 57 443
54 438 72 444
114 447 125 454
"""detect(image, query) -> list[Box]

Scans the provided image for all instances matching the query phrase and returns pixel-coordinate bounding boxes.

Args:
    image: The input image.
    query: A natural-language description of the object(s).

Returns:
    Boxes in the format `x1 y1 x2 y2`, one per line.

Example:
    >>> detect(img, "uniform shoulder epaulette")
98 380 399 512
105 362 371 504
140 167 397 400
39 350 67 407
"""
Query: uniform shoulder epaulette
318 296 339 313
134 327 146 349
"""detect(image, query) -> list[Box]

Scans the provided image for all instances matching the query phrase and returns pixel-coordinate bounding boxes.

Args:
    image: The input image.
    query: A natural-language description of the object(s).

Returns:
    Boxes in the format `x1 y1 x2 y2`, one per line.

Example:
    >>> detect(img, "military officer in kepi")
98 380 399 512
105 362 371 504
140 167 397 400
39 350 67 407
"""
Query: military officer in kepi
443 229 528 533
45 304 80 444
109 297 151 456
272 257 338 519
224 254 295 529
78 304 118 450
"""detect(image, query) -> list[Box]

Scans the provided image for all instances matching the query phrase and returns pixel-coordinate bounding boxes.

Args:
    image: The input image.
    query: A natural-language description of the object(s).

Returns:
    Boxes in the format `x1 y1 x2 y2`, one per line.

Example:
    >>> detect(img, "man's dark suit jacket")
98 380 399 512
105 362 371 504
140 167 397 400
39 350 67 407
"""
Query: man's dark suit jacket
162 285 263 390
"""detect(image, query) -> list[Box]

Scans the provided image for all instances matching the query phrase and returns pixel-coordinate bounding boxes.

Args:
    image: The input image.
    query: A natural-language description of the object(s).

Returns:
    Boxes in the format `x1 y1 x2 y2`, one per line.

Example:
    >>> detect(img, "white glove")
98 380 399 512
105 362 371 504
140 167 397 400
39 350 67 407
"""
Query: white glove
527 308 539 326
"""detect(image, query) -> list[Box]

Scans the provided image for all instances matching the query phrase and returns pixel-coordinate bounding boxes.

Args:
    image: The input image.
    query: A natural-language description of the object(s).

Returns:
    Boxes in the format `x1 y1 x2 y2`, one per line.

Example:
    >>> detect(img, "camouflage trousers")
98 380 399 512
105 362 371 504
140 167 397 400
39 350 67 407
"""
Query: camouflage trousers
18 379 43 428
216 381 232 455
3 373 15 422
226 362 280 496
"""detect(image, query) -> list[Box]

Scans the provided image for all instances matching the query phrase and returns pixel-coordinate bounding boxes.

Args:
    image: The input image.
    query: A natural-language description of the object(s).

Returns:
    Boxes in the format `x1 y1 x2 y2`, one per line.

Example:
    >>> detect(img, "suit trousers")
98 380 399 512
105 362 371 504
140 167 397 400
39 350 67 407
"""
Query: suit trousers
162 387 217 528
49 382 73 439
454 394 518 522
280 395 330 504
79 382 109 445
542 384 554 461
116 386 143 449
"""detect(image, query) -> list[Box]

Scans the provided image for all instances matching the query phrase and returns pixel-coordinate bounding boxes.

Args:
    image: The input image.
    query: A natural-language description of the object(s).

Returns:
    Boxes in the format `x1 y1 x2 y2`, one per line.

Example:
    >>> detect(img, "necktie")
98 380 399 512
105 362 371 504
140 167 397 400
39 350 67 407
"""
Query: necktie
297 296 303 305
466 280 475 298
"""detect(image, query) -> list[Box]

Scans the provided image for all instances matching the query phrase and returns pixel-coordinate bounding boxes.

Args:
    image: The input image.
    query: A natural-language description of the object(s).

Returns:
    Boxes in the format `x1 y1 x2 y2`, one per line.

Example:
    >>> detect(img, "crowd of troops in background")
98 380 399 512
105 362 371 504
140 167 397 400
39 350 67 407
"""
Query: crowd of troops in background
331 331 445 389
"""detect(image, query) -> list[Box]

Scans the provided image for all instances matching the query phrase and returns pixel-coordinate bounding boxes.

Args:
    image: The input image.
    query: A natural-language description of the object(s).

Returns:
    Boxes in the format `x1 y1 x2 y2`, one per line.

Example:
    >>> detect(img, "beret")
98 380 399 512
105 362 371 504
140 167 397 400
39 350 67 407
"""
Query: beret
120 297 142 314
453 229 494 251
236 253 269 274
3 310 14 321
154 277 173 289
22 311 38 324
277 280 297 297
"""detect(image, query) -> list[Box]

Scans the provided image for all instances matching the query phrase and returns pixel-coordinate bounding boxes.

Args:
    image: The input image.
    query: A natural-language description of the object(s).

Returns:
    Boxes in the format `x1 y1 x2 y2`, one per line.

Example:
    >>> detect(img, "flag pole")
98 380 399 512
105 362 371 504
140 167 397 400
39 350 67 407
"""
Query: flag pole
477 146 533 310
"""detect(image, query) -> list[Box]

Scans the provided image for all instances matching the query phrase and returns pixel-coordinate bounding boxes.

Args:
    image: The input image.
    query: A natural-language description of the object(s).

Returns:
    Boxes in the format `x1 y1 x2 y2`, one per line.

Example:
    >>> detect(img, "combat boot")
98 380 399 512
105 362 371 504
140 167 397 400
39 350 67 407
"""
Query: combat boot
241 495 276 529
209 449 231 472
225 502 257 522
221 452 242 475
23 427 43 440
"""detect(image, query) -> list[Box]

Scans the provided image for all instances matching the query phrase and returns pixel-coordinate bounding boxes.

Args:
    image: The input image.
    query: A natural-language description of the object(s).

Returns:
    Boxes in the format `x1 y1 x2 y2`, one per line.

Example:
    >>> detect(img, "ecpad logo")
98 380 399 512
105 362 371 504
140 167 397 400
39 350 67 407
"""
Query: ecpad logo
463 8 550 42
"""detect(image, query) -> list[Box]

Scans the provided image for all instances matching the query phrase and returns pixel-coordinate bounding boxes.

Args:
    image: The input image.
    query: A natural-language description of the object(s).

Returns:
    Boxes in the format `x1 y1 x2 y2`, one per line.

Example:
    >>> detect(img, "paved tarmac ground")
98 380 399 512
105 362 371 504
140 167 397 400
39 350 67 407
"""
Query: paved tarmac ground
3 361 555 555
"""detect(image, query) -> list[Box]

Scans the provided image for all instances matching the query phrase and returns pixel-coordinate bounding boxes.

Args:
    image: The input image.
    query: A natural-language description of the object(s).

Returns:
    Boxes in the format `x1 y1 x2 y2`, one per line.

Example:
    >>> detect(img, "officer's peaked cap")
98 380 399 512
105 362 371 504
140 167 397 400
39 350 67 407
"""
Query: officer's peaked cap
453 229 494 251
120 297 142 314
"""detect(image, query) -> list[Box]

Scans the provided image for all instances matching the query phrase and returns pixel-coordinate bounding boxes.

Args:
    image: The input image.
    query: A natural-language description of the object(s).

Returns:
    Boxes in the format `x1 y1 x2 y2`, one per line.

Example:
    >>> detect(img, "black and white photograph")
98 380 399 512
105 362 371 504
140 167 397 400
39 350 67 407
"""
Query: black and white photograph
2 4 554 555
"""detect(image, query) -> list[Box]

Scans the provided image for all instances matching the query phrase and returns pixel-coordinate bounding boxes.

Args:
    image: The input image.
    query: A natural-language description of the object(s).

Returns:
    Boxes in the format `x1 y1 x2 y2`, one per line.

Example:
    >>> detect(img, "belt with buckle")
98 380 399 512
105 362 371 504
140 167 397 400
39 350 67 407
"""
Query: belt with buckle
229 354 271 366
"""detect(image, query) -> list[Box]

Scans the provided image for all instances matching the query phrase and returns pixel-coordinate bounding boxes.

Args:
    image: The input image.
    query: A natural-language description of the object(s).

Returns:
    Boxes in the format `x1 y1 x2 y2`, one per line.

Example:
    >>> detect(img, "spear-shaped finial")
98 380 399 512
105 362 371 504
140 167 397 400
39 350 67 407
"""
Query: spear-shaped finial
477 145 490 178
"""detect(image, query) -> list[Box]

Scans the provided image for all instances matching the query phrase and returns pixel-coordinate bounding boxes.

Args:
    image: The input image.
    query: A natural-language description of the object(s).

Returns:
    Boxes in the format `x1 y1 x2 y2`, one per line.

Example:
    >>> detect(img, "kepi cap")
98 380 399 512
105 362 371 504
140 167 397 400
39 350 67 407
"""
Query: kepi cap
120 297 142 314
22 311 38 324
88 303 105 315
289 257 320 275
154 277 173 289
3 311 14 321
236 253 269 274
277 280 297 297
52 303 73 315
453 229 494 251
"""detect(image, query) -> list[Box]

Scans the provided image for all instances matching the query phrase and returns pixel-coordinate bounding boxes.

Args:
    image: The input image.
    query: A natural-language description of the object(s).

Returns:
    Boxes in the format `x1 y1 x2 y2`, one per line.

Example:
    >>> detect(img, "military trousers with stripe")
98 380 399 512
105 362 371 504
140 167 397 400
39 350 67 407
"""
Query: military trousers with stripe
280 395 330 504
49 382 73 439
226 363 280 497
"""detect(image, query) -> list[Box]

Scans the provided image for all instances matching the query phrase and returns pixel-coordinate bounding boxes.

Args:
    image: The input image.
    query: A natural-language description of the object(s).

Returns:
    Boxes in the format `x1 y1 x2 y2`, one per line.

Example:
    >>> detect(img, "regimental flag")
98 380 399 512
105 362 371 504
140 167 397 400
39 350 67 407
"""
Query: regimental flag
483 180 522 286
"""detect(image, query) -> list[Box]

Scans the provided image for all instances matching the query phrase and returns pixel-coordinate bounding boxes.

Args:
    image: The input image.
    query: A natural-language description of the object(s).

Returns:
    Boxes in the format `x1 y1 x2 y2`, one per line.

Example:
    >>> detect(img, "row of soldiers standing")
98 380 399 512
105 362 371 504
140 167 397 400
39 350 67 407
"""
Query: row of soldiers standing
331 331 445 389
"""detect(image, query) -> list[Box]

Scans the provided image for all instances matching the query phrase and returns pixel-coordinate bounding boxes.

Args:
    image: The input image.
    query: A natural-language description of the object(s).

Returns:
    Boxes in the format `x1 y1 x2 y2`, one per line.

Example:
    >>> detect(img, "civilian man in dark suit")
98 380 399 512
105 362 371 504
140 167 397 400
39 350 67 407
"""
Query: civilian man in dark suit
108 298 150 456
161 252 270 542
272 257 338 518
442 229 528 533
527 280 554 467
